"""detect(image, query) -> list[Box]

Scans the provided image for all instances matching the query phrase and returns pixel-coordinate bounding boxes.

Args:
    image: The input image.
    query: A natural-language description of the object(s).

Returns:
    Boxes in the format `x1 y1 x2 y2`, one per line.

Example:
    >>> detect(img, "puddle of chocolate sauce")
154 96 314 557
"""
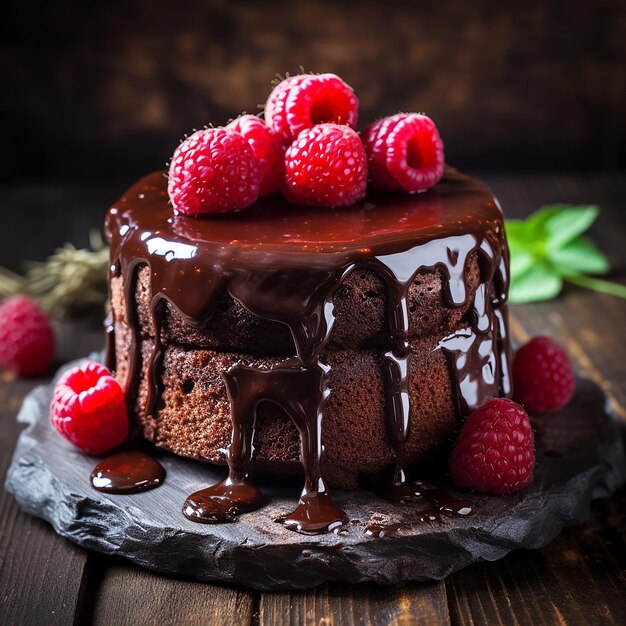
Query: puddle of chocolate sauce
90 451 165 494
183 477 264 524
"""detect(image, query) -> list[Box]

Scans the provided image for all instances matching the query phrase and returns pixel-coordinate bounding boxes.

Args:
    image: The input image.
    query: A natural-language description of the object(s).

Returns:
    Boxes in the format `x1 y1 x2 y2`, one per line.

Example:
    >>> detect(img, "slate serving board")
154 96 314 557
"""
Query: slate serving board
5 358 625 590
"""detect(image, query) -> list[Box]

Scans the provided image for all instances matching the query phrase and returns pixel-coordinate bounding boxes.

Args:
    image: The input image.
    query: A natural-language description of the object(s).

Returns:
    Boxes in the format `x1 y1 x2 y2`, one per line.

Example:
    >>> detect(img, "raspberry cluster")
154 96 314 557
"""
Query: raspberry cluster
167 72 445 214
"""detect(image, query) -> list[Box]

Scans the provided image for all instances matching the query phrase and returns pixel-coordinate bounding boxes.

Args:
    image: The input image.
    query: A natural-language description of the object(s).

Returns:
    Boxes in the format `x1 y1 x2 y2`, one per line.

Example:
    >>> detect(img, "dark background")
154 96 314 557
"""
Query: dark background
3 0 626 182
1 0 625 269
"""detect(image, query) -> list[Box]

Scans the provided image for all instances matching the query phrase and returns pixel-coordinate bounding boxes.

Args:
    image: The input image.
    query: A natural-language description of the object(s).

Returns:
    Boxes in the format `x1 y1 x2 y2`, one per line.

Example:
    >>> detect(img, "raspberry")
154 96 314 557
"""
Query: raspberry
264 74 308 146
50 361 129 455
0 295 54 377
449 398 535 494
513 336 575 413
284 123 367 207
226 115 283 196
362 113 445 192
265 73 358 146
168 128 261 215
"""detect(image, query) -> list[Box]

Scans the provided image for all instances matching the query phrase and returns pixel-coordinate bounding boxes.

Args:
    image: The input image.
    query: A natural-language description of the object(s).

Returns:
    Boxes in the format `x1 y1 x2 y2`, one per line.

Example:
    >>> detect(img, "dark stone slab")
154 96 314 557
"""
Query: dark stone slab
4 358 625 590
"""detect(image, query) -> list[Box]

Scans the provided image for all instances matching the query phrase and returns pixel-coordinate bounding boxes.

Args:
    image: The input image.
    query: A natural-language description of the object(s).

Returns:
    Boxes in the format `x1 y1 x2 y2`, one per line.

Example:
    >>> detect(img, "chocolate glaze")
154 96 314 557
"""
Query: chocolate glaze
90 451 165 494
105 167 510 534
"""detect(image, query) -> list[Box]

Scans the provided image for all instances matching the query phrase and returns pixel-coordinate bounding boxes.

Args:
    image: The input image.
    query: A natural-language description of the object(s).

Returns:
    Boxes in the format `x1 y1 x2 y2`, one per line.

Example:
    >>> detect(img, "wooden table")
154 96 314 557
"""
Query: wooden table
1 174 625 625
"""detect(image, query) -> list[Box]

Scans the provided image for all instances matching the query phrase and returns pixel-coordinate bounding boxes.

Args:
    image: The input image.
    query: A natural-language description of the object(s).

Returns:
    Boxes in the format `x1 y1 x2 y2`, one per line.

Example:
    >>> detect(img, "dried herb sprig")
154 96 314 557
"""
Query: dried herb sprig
0 231 110 318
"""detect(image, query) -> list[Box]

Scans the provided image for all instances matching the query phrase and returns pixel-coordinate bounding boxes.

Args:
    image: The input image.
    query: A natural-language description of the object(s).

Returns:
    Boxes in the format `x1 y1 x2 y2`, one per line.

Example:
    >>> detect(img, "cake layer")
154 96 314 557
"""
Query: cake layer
110 256 481 353
113 320 458 489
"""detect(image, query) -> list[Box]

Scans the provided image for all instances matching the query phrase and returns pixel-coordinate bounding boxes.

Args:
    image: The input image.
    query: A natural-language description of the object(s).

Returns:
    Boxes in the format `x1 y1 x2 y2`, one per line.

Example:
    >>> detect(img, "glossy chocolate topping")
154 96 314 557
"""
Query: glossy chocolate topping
105 167 510 533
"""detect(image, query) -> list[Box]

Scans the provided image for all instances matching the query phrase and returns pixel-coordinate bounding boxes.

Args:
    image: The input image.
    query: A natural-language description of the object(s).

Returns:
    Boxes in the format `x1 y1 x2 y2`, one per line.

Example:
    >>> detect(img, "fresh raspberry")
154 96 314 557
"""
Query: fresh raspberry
449 398 535 494
283 123 367 207
0 295 54 377
168 128 261 215
513 336 575 413
50 361 129 455
264 74 308 146
226 115 283 196
265 73 358 146
362 113 445 192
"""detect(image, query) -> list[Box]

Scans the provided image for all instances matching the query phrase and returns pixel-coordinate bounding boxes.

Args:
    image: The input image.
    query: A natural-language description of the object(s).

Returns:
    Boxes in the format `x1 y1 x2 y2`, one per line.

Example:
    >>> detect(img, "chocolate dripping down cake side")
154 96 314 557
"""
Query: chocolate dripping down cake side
104 165 511 532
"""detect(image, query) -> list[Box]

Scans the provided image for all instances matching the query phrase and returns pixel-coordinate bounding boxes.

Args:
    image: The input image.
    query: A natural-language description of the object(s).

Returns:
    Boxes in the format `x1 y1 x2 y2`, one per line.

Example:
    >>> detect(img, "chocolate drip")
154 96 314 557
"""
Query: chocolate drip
104 316 116 372
494 305 512 397
439 325 499 415
145 297 167 415
90 451 165 494
439 239 510 415
184 360 347 532
105 168 510 533
368 233 479 492
183 359 347 534
381 349 410 487
121 259 144 411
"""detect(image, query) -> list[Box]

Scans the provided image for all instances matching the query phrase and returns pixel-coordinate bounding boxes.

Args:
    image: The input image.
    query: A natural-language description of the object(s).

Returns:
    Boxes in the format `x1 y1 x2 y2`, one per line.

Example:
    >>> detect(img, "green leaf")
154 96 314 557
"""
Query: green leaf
508 264 563 304
525 204 568 230
543 205 599 249
548 237 609 275
504 219 528 242
519 204 568 243
508 240 534 277
505 203 626 302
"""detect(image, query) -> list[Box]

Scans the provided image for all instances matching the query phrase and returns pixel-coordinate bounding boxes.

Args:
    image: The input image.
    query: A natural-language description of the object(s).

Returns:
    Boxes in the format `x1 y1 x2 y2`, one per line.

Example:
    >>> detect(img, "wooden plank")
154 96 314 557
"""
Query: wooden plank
0 375 88 626
259 580 450 626
446 492 626 626
77 554 255 626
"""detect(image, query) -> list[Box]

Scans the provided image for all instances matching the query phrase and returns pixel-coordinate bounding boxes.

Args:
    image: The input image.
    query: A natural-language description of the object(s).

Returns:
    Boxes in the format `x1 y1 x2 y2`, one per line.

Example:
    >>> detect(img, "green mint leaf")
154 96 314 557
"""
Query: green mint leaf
504 219 529 242
508 264 562 304
543 205 599 249
525 204 569 229
520 204 569 243
508 239 534 276
505 203 626 302
548 237 609 275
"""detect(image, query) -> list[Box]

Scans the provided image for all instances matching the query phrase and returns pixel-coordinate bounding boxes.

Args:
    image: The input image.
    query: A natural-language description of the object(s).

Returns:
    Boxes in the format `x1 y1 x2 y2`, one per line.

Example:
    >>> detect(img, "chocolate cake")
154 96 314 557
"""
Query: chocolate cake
104 166 511 533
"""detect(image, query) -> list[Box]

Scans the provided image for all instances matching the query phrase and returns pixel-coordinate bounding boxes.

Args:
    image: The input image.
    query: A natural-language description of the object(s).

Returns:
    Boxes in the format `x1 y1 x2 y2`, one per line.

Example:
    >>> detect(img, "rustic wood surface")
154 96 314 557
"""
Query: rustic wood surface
1 174 625 624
